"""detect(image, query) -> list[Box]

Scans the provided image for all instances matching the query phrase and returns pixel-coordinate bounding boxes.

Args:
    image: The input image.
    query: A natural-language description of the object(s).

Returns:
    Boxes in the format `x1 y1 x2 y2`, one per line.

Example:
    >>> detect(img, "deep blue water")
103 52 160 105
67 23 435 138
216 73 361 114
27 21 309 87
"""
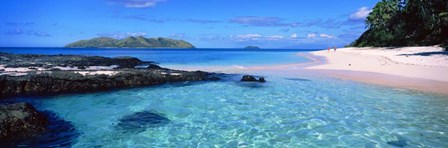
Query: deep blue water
1 48 447 147
0 47 315 67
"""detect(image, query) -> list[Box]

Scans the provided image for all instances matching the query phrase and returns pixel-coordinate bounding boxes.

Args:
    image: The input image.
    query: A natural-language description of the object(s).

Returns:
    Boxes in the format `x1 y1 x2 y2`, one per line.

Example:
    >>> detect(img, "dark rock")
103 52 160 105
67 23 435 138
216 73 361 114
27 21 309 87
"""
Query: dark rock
0 53 223 99
78 65 86 70
387 136 407 147
241 75 266 83
113 56 143 68
0 52 146 69
0 103 48 142
1 111 80 147
241 75 258 82
146 64 163 69
117 111 170 132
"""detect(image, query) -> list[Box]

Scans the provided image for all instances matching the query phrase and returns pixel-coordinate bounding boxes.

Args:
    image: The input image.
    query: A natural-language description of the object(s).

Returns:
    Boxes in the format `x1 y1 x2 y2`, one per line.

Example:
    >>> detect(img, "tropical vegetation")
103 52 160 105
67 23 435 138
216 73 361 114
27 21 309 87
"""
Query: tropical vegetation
351 0 448 50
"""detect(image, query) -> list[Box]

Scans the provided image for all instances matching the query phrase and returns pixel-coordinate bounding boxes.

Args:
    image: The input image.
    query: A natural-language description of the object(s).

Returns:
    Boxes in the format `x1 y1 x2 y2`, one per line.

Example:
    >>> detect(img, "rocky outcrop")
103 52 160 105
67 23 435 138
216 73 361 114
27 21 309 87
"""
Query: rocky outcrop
0 53 221 99
241 75 266 83
0 104 79 147
0 103 48 141
0 52 147 68
0 69 219 98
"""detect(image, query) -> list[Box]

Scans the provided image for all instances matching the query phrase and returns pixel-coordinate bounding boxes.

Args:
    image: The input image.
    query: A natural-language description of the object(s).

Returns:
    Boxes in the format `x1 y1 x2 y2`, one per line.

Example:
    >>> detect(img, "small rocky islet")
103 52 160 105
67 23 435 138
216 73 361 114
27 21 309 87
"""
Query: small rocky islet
244 46 260 49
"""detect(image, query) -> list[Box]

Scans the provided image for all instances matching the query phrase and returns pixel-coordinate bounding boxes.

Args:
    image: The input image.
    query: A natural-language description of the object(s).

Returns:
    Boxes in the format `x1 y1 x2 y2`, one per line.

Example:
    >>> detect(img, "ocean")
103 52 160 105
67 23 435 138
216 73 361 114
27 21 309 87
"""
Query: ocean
1 48 447 147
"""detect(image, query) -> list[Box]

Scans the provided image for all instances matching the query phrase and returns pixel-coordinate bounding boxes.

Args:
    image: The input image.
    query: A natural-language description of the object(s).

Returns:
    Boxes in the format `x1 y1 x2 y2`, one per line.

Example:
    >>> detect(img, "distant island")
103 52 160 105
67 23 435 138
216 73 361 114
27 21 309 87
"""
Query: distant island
244 46 260 49
65 36 195 48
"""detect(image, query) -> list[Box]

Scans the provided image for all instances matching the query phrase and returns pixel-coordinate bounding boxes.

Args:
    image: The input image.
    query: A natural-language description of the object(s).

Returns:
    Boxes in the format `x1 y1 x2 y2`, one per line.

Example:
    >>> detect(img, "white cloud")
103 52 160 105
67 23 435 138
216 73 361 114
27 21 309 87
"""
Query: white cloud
109 0 165 8
307 33 317 38
235 34 263 39
349 7 372 21
320 34 336 39
290 33 298 39
232 34 284 41
266 35 284 40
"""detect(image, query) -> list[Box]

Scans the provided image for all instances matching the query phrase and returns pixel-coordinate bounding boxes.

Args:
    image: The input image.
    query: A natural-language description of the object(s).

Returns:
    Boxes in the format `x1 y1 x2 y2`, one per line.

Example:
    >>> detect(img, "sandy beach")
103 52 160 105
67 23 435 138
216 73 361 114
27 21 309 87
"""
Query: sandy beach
307 46 448 95
159 46 448 95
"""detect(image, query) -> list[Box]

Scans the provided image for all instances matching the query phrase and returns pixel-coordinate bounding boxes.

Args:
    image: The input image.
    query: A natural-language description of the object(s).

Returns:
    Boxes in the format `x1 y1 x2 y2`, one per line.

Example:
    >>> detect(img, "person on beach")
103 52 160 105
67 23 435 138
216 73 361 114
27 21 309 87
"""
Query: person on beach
328 48 330 52
333 46 337 52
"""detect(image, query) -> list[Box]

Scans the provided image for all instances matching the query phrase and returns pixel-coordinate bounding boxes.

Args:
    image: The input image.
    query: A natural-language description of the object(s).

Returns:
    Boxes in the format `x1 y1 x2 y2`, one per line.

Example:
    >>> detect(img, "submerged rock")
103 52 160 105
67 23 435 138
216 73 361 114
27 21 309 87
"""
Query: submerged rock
241 75 266 83
0 110 79 147
387 136 407 147
0 103 48 141
117 111 170 132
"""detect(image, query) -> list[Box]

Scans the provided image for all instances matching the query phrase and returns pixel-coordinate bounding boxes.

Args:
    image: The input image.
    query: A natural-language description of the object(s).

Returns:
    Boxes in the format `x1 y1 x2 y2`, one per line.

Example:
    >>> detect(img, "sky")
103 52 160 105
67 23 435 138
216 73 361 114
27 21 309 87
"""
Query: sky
0 0 379 49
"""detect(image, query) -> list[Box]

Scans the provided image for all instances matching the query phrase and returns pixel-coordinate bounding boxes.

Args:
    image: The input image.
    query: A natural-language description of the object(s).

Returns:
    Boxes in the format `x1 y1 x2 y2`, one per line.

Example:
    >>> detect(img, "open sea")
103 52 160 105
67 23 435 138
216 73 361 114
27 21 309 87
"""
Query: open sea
1 48 447 147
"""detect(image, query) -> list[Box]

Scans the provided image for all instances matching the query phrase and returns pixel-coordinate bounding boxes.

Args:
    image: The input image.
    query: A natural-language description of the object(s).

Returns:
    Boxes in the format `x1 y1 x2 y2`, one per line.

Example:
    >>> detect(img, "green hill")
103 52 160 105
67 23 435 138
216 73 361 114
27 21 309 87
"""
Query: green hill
65 36 195 48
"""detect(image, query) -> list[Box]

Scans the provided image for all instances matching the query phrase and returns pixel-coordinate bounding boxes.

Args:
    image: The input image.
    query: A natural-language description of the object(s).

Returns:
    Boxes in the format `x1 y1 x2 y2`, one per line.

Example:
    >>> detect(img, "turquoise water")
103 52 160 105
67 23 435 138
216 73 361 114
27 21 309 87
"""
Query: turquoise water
20 76 448 147
2 48 448 147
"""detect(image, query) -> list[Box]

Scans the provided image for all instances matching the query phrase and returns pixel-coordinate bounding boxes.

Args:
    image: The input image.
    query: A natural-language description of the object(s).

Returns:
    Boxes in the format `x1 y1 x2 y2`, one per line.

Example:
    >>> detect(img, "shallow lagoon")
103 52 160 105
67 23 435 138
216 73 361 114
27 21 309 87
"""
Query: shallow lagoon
2 48 448 147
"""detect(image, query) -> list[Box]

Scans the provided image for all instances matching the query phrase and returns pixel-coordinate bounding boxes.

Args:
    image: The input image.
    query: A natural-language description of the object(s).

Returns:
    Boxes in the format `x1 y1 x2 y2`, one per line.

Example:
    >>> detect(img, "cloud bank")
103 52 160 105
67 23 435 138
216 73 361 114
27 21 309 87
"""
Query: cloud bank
4 29 52 37
109 0 165 8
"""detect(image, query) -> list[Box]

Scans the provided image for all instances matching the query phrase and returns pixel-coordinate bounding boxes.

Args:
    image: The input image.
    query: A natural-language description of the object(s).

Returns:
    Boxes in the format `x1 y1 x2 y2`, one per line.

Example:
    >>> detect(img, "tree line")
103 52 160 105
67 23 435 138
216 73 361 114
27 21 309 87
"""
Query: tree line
351 0 448 50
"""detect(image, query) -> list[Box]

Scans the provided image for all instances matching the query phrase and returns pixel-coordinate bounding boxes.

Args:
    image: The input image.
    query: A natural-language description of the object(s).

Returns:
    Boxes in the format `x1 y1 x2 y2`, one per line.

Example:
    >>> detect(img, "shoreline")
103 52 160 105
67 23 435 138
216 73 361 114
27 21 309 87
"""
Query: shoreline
306 46 448 96
164 47 448 96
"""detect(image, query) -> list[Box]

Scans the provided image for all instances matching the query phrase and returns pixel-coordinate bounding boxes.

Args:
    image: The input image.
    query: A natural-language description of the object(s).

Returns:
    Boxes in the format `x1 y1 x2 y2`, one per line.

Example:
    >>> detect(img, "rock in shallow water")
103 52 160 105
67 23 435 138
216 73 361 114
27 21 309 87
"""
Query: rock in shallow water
0 103 79 147
117 111 170 132
0 103 48 141
241 75 266 83
387 136 408 147
2 111 80 147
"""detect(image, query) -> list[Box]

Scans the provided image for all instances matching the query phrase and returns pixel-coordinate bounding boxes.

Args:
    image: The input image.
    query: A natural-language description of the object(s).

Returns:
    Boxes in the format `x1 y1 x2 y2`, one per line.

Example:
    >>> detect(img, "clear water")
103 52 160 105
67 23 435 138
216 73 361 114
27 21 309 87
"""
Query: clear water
2 48 448 147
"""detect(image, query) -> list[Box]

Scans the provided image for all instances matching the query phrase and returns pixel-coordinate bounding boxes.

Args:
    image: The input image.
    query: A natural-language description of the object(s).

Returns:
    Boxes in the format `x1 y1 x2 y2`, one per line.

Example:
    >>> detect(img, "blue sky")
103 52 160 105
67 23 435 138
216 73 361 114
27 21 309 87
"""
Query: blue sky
0 0 379 48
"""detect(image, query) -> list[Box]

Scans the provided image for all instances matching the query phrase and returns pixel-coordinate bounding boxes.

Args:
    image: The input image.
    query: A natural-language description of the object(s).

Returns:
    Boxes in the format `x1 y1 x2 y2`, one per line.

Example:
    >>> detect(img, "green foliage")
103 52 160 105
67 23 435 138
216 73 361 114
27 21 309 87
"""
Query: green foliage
352 0 448 47
66 36 195 48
